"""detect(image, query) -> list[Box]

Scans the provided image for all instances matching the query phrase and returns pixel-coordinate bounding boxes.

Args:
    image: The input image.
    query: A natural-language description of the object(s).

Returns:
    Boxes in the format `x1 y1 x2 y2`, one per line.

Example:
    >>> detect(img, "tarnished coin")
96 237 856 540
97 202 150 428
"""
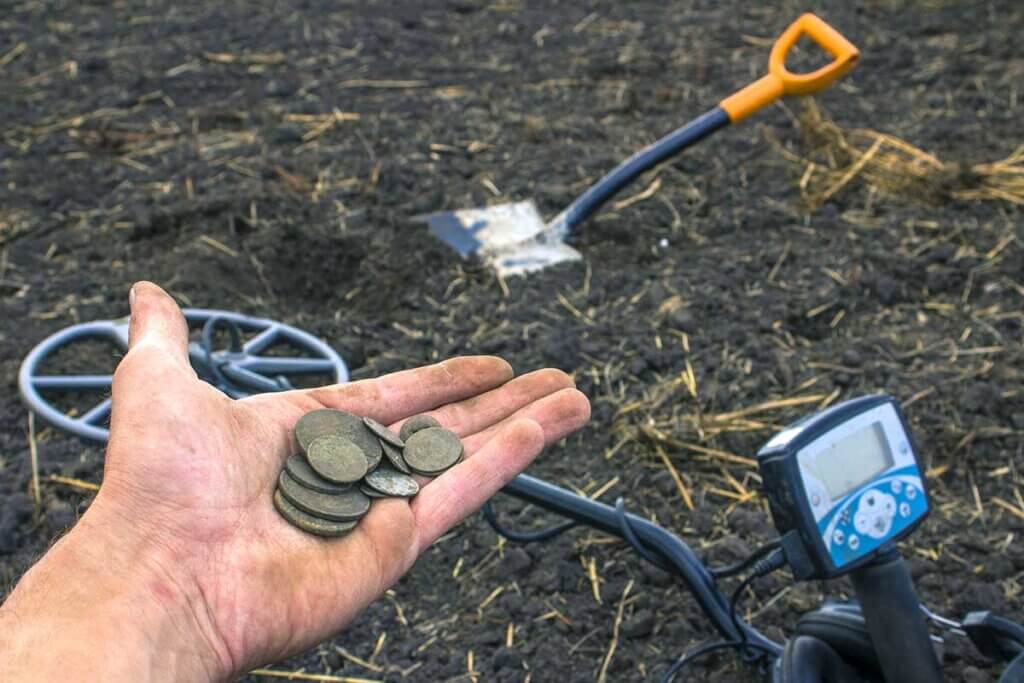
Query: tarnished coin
274 489 358 538
363 416 405 449
333 412 384 467
399 414 442 442
295 409 358 451
306 435 368 484
296 408 383 467
278 470 370 521
364 442 382 471
381 440 411 474
285 454 353 494
364 465 420 498
403 427 464 475
360 483 387 498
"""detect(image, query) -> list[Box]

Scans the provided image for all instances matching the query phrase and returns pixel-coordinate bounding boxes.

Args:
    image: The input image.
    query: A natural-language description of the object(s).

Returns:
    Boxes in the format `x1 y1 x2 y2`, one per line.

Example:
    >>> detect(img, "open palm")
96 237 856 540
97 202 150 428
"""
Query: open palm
94 282 590 679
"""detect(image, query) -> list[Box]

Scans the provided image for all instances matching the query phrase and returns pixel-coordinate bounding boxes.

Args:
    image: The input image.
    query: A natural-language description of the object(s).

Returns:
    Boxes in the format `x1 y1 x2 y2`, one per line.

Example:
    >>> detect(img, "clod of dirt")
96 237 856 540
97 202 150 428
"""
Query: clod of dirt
491 646 523 671
953 581 1005 615
640 562 674 588
622 609 656 639
271 126 304 145
713 535 752 563
45 500 77 533
840 348 863 367
728 507 774 538
0 493 33 554
503 547 533 574
689 506 717 536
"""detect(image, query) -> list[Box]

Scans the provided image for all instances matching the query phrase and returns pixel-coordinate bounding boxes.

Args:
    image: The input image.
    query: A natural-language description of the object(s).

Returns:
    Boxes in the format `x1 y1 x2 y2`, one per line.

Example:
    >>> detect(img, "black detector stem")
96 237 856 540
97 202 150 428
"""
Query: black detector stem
849 550 943 683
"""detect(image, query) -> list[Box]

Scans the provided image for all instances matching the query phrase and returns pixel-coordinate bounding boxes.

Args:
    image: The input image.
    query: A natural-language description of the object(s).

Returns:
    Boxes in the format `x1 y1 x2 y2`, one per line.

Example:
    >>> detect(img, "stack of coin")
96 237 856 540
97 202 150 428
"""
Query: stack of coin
273 409 464 537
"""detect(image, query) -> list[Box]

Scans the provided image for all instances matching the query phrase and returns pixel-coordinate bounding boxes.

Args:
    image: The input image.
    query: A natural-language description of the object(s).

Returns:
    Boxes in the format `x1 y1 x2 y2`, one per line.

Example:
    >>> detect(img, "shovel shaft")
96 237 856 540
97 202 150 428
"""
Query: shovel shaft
557 107 729 236
552 15 857 240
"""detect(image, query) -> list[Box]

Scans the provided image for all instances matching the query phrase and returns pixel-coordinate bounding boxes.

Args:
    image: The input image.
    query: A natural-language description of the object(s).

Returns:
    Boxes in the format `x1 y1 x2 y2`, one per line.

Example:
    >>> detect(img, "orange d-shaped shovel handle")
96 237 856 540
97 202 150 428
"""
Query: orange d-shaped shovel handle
720 13 859 122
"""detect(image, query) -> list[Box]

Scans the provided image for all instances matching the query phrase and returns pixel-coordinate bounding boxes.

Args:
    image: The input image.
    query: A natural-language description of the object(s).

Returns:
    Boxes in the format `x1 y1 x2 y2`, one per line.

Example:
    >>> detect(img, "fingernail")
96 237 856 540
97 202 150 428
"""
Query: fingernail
129 283 138 309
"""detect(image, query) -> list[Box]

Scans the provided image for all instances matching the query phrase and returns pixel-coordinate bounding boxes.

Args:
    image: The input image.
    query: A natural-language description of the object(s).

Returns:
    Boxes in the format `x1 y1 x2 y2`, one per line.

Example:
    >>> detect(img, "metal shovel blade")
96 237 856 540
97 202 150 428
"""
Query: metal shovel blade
425 200 582 277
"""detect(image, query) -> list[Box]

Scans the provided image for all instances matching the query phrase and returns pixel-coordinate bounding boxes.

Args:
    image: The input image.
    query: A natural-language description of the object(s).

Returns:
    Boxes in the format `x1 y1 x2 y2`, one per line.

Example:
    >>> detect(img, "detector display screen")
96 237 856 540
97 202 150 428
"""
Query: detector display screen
814 422 894 499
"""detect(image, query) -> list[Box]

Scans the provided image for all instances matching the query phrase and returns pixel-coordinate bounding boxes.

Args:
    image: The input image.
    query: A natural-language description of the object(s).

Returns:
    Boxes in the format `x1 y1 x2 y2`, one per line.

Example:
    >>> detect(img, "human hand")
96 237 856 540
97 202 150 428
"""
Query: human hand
0 282 590 682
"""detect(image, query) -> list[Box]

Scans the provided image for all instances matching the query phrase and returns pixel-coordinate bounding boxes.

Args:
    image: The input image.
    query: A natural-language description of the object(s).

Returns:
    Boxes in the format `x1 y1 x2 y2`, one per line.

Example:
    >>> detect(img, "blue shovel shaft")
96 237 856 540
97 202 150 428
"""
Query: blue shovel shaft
557 107 730 236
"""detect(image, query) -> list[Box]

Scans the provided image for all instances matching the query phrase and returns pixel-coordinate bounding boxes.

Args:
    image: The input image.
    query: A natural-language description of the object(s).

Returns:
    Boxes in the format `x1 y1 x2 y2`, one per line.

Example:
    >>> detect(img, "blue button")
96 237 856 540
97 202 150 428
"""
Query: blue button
890 480 903 494
848 535 860 551
906 486 917 500
833 529 845 545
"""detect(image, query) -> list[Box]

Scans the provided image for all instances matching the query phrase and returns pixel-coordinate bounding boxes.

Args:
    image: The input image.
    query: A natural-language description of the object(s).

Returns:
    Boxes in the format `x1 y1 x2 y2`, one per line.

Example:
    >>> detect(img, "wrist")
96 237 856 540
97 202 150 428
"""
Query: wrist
0 496 230 683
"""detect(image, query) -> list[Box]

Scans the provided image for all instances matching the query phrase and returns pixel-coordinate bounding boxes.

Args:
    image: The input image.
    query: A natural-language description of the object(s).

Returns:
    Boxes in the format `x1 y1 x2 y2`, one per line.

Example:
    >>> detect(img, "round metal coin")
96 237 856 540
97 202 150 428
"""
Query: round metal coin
403 427 464 476
295 409 358 451
381 440 411 474
364 442 382 471
364 465 420 498
274 489 358 538
278 470 370 521
363 416 405 449
285 454 353 494
399 414 442 442
295 409 383 467
360 483 387 498
306 434 368 484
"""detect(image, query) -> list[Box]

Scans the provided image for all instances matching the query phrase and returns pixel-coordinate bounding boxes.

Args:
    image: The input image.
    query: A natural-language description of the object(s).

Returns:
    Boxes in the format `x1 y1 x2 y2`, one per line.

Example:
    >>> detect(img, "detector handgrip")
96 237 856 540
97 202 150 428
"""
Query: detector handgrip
848 551 943 683
720 13 859 122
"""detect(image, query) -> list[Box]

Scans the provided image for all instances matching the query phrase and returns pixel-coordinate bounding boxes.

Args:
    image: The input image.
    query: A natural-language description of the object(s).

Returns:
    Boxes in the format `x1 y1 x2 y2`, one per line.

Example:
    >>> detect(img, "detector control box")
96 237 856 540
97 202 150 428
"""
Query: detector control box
758 395 929 579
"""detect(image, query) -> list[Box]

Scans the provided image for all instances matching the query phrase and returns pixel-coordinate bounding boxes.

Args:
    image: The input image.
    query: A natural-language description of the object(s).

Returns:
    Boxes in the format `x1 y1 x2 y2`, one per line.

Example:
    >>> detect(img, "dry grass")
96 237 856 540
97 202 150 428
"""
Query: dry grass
770 99 1024 208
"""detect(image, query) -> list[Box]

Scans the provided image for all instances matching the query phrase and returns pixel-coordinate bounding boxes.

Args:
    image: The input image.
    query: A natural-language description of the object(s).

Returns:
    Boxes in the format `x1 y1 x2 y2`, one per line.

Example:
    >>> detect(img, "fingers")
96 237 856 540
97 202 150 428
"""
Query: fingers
459 387 590 455
410 419 545 549
292 356 515 425
392 368 575 439
411 388 590 549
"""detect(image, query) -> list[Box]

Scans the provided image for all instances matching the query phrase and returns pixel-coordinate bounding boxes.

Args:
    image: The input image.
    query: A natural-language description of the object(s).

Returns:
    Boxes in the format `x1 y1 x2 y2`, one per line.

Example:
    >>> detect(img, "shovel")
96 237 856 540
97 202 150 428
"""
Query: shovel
424 13 859 277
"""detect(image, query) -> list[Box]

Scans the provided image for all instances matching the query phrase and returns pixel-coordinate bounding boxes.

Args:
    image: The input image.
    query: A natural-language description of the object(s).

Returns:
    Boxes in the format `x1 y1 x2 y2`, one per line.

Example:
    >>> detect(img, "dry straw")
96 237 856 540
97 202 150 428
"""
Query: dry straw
769 99 1024 208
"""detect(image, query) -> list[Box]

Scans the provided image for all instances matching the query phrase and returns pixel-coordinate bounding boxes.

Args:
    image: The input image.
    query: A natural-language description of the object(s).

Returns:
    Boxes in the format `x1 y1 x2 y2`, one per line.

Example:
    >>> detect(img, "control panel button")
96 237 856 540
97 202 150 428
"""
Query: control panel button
848 534 860 551
854 513 870 535
864 493 877 508
899 502 911 518
870 515 892 539
905 486 917 500
890 480 903 494
833 529 845 545
803 476 830 522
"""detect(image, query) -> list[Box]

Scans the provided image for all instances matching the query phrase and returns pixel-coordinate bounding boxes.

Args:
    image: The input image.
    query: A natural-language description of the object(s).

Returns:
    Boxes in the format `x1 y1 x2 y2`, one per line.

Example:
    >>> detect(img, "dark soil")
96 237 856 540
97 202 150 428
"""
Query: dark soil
2 1 1022 681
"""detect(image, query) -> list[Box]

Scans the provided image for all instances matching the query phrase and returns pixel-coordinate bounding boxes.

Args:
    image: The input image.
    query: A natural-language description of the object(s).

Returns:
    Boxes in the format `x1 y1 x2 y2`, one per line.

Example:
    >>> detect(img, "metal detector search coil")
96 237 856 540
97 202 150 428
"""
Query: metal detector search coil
757 395 929 580
19 309 349 443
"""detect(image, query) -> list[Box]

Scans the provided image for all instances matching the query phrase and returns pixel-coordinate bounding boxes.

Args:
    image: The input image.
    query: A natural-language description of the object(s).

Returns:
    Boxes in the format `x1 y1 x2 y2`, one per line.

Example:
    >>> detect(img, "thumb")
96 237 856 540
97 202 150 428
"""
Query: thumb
126 281 191 365
112 281 195 407
109 282 196 459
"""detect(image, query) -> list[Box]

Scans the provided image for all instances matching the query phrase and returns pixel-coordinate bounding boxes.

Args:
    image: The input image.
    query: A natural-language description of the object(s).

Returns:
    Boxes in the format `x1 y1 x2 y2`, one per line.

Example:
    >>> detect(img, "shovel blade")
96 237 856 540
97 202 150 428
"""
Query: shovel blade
426 200 548 258
425 200 582 277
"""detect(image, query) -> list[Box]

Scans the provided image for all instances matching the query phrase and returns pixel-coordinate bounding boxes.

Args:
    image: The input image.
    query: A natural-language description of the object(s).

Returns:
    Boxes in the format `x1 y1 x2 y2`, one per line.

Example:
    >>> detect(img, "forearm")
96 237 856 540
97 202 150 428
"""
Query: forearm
0 502 227 683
